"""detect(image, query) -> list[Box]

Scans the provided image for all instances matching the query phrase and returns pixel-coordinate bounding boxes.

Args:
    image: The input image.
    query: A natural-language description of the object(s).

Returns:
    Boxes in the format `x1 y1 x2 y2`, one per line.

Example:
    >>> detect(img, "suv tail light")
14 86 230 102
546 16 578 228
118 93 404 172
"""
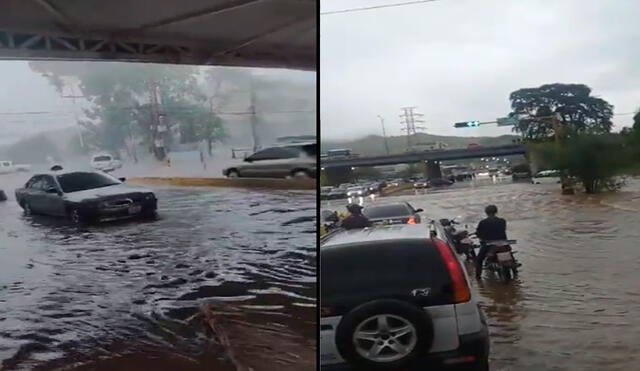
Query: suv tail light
320 306 335 317
433 238 471 303
407 216 417 224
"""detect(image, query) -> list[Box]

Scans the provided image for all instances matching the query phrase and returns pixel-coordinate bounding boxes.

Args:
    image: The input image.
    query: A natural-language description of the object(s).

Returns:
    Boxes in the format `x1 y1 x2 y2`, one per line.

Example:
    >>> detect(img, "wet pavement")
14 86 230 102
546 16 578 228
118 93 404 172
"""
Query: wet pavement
323 178 640 371
0 174 316 370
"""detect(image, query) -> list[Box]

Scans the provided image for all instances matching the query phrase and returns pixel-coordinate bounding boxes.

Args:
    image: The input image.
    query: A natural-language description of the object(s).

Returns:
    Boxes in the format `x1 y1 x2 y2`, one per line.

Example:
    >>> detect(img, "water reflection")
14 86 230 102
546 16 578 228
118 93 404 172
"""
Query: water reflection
322 179 640 370
0 187 316 370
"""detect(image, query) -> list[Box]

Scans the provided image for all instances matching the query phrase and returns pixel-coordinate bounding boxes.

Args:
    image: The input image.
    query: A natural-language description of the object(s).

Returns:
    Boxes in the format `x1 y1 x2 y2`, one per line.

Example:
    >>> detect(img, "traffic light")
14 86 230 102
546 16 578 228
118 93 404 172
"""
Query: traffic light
454 121 480 128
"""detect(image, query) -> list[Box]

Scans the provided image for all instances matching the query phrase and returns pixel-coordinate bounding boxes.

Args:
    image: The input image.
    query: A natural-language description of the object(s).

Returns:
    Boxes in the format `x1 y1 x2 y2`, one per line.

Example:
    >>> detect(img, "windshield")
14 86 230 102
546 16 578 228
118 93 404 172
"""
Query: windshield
93 155 112 162
363 204 413 219
56 172 121 193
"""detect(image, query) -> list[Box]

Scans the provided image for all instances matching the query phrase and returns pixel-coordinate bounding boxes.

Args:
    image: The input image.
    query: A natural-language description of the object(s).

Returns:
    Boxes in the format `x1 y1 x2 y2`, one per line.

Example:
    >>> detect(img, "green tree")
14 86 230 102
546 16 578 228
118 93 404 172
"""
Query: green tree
533 134 631 193
30 62 226 156
509 83 614 141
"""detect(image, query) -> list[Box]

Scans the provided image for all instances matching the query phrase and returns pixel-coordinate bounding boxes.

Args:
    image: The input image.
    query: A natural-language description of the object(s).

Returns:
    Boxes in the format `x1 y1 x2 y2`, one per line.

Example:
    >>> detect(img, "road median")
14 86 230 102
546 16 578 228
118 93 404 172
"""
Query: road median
128 177 316 190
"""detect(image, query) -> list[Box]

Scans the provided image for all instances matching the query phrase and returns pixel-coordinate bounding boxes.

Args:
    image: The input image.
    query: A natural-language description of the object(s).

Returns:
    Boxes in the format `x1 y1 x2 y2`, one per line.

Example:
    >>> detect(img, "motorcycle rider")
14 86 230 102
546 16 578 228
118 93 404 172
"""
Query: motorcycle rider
341 203 372 230
475 204 507 279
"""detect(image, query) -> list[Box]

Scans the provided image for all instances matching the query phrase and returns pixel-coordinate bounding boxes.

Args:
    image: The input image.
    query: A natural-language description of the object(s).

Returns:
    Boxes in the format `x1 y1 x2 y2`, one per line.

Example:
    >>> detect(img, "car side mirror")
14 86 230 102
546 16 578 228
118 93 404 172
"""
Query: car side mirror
415 208 424 213
244 157 253 163
119 177 126 182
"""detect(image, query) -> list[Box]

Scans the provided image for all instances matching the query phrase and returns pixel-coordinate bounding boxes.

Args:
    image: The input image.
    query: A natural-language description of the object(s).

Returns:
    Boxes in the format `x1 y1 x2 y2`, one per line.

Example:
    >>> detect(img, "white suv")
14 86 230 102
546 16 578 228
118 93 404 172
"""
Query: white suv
90 154 121 172
320 224 490 370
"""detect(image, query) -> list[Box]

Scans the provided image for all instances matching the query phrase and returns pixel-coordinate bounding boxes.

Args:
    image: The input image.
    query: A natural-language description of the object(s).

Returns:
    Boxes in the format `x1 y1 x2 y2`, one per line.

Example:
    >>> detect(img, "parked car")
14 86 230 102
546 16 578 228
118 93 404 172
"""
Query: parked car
362 202 423 224
532 170 561 184
321 186 333 200
512 171 532 181
428 178 454 187
90 154 121 173
320 225 490 370
15 170 157 224
346 186 367 197
0 160 31 174
414 179 429 189
223 142 316 179
328 188 348 200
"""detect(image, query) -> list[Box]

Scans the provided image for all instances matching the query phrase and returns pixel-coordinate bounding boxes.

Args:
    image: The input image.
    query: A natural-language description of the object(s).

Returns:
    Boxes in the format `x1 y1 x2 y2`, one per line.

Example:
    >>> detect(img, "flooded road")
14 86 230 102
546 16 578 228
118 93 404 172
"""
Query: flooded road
0 175 316 370
323 179 640 371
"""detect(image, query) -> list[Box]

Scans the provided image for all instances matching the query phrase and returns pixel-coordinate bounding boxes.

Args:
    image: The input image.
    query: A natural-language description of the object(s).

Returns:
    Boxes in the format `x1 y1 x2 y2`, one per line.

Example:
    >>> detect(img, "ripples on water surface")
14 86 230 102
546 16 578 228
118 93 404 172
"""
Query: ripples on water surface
324 179 640 371
0 185 316 370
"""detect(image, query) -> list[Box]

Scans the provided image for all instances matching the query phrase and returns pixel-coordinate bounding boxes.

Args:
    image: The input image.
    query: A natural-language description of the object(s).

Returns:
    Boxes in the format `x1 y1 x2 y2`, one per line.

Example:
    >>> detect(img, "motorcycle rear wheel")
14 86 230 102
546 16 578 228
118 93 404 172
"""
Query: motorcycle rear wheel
501 266 512 282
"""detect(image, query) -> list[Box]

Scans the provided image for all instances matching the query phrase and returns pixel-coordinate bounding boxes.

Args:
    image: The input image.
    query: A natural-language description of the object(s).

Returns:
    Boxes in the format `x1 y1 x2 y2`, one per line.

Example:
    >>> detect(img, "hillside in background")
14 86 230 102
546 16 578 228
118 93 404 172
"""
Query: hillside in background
321 133 520 156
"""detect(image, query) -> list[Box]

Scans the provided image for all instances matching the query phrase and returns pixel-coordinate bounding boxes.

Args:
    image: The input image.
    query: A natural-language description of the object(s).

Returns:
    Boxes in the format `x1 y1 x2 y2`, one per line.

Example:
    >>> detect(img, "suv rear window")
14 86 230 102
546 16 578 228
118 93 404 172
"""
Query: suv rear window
321 240 454 308
363 204 412 219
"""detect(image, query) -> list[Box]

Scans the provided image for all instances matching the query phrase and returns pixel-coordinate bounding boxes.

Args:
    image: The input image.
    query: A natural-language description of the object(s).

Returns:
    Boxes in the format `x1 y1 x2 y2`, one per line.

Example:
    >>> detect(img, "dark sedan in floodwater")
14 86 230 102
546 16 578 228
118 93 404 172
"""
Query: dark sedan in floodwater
15 171 157 224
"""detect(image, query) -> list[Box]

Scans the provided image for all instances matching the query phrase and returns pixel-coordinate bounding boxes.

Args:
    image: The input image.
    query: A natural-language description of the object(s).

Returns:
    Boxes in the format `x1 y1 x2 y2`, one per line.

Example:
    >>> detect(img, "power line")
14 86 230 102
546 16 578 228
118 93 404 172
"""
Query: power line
321 0 441 15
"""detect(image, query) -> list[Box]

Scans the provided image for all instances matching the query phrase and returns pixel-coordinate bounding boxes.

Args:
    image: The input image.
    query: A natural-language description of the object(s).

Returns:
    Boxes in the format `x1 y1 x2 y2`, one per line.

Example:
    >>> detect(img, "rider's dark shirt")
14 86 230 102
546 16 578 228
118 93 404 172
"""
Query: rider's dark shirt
476 216 507 241
341 214 372 230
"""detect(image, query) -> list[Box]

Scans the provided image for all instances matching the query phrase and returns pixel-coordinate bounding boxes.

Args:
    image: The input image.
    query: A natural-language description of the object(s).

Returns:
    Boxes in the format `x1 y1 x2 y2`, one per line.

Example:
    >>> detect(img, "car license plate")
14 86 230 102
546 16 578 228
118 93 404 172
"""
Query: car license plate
128 205 142 214
496 252 512 262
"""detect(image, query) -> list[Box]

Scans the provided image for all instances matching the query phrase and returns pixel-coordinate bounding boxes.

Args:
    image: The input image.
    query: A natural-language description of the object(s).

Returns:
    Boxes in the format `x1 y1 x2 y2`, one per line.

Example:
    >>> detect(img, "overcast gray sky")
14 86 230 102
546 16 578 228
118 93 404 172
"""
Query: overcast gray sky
321 0 640 140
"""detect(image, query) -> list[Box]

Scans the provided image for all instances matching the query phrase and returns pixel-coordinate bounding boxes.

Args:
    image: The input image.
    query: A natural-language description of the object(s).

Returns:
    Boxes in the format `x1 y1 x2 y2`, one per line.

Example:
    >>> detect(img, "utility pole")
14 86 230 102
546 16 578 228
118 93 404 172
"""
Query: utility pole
377 115 390 155
249 88 259 152
149 80 167 161
399 106 425 149
61 84 85 150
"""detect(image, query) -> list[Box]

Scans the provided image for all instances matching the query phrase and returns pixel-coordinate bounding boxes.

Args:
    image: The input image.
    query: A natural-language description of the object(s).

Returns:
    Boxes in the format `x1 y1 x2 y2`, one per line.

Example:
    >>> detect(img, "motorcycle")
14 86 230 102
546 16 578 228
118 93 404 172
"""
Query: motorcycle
321 210 341 236
439 217 476 262
479 239 519 282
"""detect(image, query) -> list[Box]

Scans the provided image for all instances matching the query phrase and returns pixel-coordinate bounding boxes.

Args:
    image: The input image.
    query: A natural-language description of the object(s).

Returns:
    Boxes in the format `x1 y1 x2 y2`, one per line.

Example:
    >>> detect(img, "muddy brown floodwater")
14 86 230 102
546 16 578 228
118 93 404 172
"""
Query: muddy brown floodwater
323 178 640 371
0 178 316 371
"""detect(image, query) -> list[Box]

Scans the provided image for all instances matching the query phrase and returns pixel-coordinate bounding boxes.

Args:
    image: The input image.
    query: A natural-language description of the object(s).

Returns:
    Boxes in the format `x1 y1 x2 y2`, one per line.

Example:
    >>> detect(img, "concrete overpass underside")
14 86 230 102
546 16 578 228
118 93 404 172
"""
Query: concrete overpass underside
0 0 316 70
321 144 528 169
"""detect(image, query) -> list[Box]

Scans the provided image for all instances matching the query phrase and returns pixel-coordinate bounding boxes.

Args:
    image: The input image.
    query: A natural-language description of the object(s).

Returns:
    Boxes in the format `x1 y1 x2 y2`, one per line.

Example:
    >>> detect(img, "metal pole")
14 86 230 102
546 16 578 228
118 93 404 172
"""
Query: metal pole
249 88 259 152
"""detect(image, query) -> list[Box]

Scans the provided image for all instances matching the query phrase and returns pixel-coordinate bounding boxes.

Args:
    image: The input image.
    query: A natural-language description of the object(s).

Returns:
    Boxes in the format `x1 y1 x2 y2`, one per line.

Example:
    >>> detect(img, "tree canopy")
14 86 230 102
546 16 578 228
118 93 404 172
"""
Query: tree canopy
29 62 226 157
509 83 614 141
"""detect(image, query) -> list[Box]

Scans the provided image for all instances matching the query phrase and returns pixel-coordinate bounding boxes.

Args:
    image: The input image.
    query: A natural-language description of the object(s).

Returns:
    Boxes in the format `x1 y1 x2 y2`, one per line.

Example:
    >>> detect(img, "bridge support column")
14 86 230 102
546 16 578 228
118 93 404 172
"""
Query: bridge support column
421 160 442 180
323 166 354 186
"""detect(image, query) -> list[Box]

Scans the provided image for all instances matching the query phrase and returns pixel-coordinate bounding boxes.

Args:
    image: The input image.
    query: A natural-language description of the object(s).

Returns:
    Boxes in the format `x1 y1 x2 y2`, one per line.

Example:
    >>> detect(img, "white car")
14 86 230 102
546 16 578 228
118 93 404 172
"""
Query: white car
346 186 366 197
90 154 121 172
0 160 31 174
532 170 561 184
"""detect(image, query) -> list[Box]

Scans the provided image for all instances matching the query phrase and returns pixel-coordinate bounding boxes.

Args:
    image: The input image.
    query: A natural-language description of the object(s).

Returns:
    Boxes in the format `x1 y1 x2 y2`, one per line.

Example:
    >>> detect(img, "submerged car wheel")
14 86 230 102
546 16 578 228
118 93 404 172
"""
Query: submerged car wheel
290 170 311 179
68 208 82 224
23 202 32 216
335 299 434 370
227 169 239 178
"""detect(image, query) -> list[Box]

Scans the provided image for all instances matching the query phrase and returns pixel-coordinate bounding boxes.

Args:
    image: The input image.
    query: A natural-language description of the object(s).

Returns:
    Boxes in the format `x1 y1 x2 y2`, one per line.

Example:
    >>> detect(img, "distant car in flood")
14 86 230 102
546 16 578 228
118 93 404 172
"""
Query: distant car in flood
362 202 424 225
428 178 454 187
223 142 316 179
15 170 157 224
532 170 561 184
90 153 122 173
413 179 429 189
